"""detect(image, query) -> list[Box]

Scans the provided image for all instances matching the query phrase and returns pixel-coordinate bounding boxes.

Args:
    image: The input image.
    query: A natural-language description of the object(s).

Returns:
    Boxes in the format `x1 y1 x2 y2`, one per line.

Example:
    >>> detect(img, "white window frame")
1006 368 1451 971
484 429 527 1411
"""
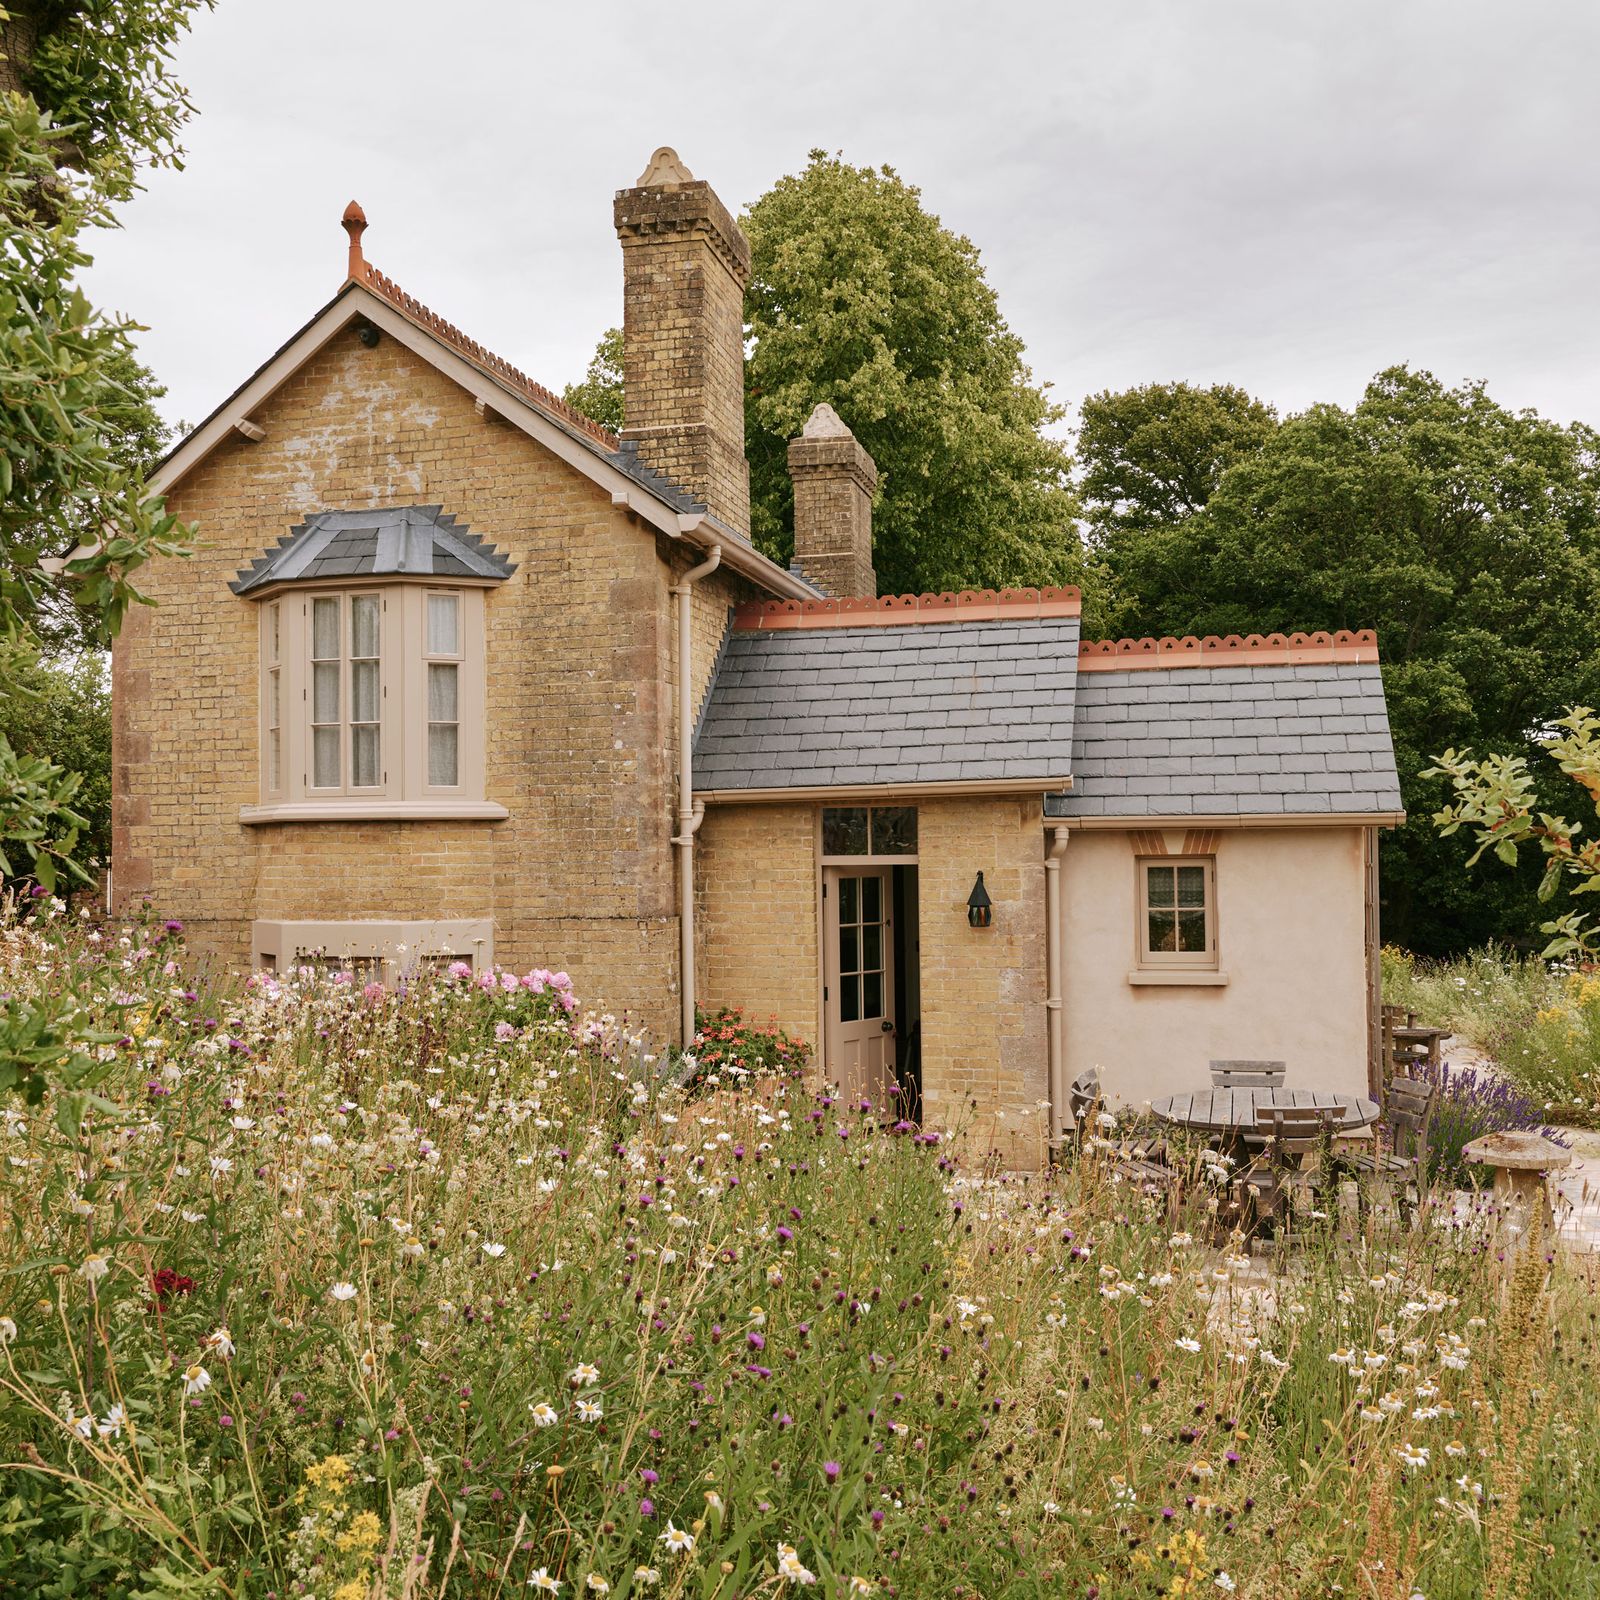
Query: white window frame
1135 856 1218 970
247 580 497 823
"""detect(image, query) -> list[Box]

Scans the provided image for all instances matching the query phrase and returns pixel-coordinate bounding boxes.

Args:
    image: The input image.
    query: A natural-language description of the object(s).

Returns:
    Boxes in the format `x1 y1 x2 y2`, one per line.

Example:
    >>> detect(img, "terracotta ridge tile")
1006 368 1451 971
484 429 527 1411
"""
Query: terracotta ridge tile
732 586 1082 631
352 261 619 451
1076 629 1380 671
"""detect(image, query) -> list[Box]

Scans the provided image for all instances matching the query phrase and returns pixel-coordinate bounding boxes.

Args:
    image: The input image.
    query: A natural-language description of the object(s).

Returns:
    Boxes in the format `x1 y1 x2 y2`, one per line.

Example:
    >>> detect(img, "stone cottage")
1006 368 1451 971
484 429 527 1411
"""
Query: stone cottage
112 148 1403 1164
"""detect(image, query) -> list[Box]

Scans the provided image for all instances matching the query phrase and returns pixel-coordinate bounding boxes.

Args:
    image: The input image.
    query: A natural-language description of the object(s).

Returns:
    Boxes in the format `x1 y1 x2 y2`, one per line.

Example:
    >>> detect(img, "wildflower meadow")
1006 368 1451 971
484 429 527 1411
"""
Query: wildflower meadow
3 904 1600 1599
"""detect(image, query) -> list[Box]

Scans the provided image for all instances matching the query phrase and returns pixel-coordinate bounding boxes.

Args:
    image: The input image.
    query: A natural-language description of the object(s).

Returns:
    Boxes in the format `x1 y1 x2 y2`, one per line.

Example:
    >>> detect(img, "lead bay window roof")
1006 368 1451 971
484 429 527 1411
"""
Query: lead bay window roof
231 505 515 596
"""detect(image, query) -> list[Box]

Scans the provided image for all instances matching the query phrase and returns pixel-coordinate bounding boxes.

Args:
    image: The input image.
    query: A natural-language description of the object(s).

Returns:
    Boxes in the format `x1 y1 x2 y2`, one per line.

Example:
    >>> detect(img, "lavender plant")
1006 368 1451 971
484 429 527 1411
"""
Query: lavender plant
1419 1057 1571 1188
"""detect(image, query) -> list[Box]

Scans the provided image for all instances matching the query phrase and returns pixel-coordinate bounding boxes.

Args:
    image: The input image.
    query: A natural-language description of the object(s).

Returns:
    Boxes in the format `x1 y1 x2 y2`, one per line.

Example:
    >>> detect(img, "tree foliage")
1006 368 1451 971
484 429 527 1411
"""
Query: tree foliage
0 0 202 1107
1083 366 1600 955
561 323 624 434
567 152 1085 599
1428 708 1600 961
0 650 110 863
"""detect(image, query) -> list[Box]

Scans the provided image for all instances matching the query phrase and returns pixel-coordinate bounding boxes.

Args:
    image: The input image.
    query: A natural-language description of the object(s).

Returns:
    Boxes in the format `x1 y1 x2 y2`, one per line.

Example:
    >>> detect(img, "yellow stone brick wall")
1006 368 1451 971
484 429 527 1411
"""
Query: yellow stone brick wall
695 803 820 1049
916 795 1049 1169
115 322 696 1039
695 795 1049 1164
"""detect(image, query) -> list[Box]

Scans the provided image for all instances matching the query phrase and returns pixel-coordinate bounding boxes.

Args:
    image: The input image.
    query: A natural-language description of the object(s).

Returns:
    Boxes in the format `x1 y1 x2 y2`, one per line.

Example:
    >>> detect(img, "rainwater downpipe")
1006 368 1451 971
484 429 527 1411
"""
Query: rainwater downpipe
1045 824 1071 1152
671 543 722 1048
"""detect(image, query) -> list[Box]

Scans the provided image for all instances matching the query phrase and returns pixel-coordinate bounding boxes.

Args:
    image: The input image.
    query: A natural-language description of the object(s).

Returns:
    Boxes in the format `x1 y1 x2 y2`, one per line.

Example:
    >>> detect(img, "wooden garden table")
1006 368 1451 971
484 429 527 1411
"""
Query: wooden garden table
1150 1087 1380 1159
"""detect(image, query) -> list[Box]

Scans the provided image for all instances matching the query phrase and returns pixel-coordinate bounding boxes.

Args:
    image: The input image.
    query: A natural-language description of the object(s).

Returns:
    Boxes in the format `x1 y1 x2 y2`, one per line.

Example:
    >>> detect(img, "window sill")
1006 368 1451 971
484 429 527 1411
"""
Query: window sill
240 800 508 825
1127 969 1229 988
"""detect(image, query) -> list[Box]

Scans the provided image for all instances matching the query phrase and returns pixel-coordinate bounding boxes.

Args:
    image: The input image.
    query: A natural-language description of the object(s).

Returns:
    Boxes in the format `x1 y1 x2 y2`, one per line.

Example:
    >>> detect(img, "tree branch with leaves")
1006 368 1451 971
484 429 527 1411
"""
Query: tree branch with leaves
1427 708 1600 959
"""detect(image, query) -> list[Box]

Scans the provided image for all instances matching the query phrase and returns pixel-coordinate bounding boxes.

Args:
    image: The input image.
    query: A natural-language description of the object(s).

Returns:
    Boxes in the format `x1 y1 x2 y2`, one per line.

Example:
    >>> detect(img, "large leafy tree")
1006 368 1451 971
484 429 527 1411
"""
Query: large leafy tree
0 0 204 1105
568 151 1085 599
1084 366 1600 955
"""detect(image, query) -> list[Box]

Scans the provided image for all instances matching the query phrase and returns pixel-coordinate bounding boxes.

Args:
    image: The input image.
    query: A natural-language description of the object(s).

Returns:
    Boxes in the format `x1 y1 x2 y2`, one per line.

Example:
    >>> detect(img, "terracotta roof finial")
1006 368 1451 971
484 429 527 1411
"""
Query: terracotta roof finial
342 199 368 281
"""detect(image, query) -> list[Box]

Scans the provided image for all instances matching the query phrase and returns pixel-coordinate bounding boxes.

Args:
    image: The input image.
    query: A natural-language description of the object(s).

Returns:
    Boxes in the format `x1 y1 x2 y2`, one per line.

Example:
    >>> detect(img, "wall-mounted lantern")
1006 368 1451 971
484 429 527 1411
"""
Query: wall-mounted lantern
966 871 993 929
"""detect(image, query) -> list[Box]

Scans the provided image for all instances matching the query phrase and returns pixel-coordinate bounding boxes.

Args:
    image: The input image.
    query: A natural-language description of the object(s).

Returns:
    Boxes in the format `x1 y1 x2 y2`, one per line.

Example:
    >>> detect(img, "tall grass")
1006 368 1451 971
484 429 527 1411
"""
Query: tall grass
1382 946 1600 1125
2 905 1599 1597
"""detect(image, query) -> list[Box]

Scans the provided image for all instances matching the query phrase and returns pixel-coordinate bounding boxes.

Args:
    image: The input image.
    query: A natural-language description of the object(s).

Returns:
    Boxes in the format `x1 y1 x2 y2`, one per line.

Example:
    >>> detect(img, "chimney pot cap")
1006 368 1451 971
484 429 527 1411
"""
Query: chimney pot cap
635 146 696 187
342 200 368 278
801 402 854 440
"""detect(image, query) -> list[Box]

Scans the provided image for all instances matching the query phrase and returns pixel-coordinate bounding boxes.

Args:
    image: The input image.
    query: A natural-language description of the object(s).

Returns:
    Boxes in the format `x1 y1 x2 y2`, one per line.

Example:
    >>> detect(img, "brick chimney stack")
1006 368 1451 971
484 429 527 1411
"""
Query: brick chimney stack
788 403 878 598
614 147 752 533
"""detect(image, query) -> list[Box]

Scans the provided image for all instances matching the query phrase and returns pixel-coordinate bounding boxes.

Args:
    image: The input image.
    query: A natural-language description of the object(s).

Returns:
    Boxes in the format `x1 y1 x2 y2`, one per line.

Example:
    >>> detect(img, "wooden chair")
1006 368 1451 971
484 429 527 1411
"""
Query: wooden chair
1210 1060 1286 1089
1234 1105 1339 1234
1067 1068 1179 1209
1340 1074 1436 1225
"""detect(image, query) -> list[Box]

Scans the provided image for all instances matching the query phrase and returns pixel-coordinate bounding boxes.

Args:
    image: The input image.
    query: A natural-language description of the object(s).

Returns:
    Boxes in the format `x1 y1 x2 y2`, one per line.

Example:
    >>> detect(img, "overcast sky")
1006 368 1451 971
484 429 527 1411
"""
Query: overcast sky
82 0 1600 440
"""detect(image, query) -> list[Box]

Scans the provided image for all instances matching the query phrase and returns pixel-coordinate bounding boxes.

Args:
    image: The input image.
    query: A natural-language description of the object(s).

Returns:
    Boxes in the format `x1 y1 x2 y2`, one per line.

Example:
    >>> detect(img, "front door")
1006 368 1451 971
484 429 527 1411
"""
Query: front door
823 867 896 1103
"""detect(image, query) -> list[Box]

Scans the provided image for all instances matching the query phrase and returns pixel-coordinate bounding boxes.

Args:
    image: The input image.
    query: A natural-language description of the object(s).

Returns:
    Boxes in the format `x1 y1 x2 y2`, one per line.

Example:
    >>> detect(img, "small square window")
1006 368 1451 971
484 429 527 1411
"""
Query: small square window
822 806 917 857
1138 857 1216 967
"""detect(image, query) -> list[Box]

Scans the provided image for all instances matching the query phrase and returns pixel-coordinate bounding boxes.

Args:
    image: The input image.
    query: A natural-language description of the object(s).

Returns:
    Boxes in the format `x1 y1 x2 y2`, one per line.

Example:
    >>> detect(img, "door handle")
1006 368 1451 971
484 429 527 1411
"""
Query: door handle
880 1020 895 1034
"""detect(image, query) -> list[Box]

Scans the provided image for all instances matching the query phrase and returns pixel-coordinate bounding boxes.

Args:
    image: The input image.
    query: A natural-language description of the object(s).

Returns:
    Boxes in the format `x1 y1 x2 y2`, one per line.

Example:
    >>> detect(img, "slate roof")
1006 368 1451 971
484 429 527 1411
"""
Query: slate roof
693 616 1082 791
231 505 516 595
1044 661 1402 818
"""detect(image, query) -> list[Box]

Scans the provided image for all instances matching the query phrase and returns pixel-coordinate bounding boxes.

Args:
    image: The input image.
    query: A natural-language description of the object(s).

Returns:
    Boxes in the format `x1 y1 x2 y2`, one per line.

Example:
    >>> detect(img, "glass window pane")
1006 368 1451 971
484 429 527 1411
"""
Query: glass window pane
1148 910 1176 953
861 875 882 924
268 729 280 791
352 725 380 787
429 724 459 786
313 661 340 723
351 595 380 658
313 726 340 788
267 603 279 663
1145 865 1175 908
312 597 340 659
862 923 882 972
869 807 917 855
1178 910 1208 953
839 925 859 976
1176 866 1207 908
823 808 869 855
840 974 860 1024
268 670 279 726
838 876 858 924
428 593 460 655
862 971 883 1020
428 662 458 721
352 660 380 723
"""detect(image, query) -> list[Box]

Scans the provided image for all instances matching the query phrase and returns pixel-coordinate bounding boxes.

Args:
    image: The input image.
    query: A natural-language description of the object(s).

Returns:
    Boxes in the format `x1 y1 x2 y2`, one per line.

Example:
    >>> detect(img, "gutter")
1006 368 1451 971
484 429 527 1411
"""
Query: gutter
1044 825 1070 1155
671 543 722 1047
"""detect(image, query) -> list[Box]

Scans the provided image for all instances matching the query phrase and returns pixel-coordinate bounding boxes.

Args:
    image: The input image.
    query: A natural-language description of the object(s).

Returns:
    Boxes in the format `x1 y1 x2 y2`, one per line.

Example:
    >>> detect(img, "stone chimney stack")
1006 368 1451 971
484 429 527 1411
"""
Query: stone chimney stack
613 147 752 533
788 403 878 598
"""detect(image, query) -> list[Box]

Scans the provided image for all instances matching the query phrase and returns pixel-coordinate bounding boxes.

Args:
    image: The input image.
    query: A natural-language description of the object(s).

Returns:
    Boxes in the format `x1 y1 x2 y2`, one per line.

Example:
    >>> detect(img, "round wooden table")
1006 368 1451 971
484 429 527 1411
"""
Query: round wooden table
1151 1087 1380 1139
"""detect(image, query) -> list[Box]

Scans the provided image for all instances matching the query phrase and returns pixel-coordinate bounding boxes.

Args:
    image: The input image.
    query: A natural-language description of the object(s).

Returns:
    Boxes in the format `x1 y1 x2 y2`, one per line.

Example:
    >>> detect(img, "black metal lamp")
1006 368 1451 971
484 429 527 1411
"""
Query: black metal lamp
966 871 993 929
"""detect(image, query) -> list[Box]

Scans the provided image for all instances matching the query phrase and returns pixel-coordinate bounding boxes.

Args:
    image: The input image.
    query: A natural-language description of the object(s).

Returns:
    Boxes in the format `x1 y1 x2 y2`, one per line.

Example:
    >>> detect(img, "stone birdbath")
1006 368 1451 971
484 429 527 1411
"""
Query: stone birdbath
1462 1130 1572 1239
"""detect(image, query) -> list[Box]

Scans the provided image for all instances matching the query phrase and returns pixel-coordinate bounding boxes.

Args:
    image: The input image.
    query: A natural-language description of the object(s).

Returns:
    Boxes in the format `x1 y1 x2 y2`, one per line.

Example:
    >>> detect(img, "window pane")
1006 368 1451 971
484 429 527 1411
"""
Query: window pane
838 876 858 924
267 603 280 663
861 875 882 924
351 595 380 658
840 974 860 1023
869 807 917 855
823 808 869 855
313 661 340 723
1145 866 1176 908
839 925 859 976
1178 909 1208 953
862 971 883 1020
312 597 340 659
429 724 459 786
862 923 882 972
427 593 460 655
1176 866 1207 908
1148 909 1176 953
352 725 380 787
268 670 280 726
352 660 380 723
313 726 340 787
268 728 280 791
428 662 458 721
